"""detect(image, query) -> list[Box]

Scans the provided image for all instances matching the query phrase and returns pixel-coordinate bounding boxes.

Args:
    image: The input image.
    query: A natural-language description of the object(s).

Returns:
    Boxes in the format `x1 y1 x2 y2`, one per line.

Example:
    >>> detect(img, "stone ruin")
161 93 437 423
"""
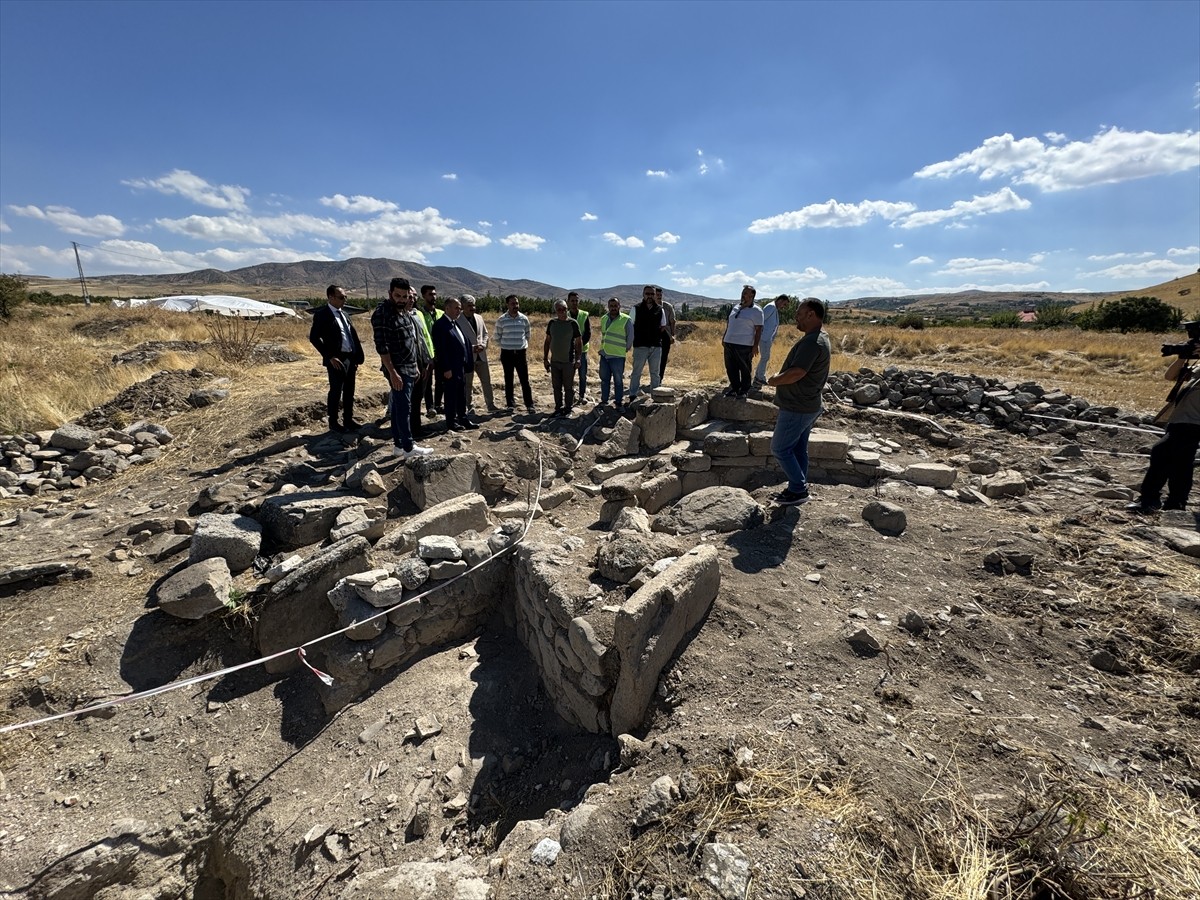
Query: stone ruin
4 367 1163 733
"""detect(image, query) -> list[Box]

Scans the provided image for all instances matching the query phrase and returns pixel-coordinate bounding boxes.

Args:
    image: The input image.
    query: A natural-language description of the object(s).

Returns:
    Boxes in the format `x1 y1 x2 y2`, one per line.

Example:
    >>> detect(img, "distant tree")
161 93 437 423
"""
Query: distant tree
1075 296 1183 333
1033 301 1072 328
679 302 690 319
0 273 28 320
988 311 1022 329
893 313 925 329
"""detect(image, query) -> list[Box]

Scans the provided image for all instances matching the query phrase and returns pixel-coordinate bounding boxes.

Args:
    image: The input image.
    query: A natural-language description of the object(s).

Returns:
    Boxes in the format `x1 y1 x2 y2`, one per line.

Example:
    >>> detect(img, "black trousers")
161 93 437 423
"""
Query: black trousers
325 356 356 427
723 342 753 394
659 335 672 380
500 348 534 408
1140 422 1200 509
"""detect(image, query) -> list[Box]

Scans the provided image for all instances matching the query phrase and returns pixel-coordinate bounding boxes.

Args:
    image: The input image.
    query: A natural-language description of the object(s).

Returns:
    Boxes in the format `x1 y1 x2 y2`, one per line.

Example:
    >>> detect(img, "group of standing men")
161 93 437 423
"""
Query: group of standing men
311 277 831 507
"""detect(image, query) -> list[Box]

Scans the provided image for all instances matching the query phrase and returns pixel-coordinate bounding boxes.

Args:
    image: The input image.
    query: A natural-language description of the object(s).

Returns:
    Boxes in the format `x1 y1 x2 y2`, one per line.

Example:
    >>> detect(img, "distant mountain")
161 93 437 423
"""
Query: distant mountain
63 258 727 309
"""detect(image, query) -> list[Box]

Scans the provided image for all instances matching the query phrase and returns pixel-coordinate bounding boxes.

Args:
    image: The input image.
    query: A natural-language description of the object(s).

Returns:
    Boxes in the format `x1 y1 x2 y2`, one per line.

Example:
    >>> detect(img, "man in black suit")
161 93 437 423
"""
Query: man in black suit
309 284 365 432
432 297 476 431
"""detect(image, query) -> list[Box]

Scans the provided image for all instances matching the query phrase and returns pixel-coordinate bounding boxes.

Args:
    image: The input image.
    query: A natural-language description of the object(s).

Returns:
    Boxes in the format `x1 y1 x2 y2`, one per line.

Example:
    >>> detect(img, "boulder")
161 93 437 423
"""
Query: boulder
653 486 764 535
982 469 1028 499
49 423 97 452
375 493 491 557
902 463 958 489
597 532 676 584
636 402 677 452
157 557 231 619
862 501 907 535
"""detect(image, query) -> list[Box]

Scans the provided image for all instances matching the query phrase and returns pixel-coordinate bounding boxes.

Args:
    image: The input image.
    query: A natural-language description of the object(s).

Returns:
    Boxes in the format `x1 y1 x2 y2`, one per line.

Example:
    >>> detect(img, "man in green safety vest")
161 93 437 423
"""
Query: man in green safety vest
597 297 632 407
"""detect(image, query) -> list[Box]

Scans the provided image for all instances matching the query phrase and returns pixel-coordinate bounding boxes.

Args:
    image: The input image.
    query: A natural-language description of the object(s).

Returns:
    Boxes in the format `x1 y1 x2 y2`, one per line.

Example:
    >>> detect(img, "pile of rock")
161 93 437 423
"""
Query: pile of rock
826 366 1145 436
0 421 174 499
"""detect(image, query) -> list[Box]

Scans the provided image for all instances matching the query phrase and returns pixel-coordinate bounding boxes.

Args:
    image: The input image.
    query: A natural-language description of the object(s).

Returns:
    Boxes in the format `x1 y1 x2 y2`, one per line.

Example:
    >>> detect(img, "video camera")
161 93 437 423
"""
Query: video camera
1161 321 1200 358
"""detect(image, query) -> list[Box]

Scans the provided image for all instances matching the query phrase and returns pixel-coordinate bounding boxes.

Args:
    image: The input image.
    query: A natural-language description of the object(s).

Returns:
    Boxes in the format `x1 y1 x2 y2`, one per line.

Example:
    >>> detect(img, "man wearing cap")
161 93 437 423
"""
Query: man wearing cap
567 292 592 404
754 294 793 388
493 294 536 414
722 285 763 398
597 297 632 407
309 284 365 433
655 286 676 383
456 295 498 415
371 277 433 458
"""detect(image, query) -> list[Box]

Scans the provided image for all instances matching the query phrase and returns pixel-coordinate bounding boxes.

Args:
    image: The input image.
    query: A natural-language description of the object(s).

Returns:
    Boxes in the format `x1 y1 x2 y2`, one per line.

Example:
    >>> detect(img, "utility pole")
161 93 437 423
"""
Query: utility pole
365 275 369 302
72 242 91 306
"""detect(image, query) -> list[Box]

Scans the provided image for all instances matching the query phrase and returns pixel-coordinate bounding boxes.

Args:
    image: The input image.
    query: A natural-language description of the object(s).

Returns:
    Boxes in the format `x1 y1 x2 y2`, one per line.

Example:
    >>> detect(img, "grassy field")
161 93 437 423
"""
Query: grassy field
0 304 1188 434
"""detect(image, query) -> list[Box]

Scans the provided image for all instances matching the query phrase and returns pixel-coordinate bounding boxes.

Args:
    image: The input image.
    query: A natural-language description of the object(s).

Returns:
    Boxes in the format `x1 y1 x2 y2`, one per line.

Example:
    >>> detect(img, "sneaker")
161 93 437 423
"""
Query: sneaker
409 444 434 456
735 391 749 399
392 445 409 457
773 489 810 506
1124 501 1160 514
753 378 768 387
526 406 536 415
343 419 364 430
450 422 470 432
551 408 564 418
723 387 738 397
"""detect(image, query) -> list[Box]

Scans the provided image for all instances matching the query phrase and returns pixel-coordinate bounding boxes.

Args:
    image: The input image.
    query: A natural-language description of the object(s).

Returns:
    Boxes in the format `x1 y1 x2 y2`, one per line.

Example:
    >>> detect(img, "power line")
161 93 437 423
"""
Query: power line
73 241 191 267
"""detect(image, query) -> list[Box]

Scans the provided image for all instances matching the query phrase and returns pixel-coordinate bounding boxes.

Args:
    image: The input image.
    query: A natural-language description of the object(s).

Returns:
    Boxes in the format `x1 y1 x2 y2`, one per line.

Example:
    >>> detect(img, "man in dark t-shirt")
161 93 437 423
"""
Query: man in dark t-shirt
766 297 831 506
543 299 583 417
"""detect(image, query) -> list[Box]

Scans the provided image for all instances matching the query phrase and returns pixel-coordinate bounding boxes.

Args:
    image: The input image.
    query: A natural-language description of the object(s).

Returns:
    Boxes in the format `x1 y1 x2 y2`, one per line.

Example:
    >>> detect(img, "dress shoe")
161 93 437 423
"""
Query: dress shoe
342 419 364 431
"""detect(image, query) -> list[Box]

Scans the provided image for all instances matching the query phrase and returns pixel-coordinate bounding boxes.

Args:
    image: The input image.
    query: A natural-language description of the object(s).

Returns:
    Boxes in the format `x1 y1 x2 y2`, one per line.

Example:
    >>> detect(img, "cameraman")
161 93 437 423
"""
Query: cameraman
1128 347 1200 513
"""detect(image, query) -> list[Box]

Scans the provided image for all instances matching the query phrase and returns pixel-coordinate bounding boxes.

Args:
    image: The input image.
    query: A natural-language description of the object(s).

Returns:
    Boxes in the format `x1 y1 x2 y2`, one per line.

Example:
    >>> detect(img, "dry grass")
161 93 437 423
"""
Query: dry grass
598 733 1200 900
0 305 313 433
0 305 1186 434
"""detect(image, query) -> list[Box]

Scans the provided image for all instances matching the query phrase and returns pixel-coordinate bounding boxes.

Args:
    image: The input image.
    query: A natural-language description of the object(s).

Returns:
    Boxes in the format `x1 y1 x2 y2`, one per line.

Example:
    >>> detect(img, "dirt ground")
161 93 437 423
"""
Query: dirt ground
1 350 1198 900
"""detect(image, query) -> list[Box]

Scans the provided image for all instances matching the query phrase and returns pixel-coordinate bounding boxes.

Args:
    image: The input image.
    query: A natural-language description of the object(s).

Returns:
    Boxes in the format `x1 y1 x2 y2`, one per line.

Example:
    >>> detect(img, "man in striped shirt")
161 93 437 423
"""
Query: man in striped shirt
493 294 535 414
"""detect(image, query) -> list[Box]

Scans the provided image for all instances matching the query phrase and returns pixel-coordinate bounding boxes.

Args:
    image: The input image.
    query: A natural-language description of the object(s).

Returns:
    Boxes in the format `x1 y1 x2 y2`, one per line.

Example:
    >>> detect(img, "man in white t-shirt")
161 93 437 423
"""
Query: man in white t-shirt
721 285 763 398
754 294 792 387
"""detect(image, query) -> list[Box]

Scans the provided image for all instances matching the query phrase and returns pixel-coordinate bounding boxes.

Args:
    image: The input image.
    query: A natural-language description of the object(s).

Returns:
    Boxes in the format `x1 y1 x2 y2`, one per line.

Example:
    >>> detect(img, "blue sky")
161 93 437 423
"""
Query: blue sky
1 0 1197 301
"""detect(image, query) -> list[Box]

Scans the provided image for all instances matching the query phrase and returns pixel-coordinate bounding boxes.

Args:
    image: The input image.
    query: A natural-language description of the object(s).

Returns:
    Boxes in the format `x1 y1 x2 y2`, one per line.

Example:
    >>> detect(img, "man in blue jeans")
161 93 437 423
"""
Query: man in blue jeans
766 298 831 505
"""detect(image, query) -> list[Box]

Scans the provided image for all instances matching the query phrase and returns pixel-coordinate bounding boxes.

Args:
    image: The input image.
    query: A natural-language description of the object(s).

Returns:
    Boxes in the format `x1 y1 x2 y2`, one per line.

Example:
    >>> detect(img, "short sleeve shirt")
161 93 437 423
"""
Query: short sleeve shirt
774 330 831 414
724 304 764 346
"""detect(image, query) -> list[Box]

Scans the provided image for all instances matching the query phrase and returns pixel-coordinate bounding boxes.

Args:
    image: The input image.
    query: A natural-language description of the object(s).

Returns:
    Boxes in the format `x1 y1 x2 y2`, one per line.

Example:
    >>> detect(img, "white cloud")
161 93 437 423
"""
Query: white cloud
671 275 700 288
1044 131 1067 144
319 194 398 214
0 219 10 233
658 264 675 272
1086 251 1155 261
712 264 727 271
748 198 917 233
645 170 668 178
580 212 598 221
756 267 826 283
936 256 1040 276
7 204 126 238
1194 82 1200 110
123 169 250 211
652 247 669 254
442 173 458 181
1083 258 1197 281
897 187 1031 229
1167 245 1199 257
893 243 904 249
478 220 492 228
602 232 645 249
824 275 910 299
156 214 272 244
915 127 1200 192
654 231 680 245
696 148 724 176
623 262 636 269
697 269 754 288
909 256 934 265
500 232 545 251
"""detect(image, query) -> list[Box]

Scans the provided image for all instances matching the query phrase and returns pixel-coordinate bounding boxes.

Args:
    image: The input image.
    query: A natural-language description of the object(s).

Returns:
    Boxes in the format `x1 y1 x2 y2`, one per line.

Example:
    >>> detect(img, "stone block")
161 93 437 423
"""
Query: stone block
157 557 231 619
189 513 262 573
704 432 749 458
401 453 481 510
902 463 958 489
610 546 720 734
808 430 850 460
258 493 367 551
375 493 491 556
636 402 677 452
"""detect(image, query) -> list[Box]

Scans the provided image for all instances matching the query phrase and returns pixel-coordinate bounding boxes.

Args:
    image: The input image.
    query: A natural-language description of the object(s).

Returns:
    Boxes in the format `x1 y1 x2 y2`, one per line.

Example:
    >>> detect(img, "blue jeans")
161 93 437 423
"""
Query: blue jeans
576 353 589 401
771 408 822 494
599 354 626 405
389 379 415 451
629 346 661 399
